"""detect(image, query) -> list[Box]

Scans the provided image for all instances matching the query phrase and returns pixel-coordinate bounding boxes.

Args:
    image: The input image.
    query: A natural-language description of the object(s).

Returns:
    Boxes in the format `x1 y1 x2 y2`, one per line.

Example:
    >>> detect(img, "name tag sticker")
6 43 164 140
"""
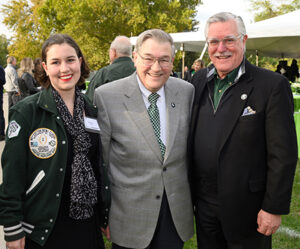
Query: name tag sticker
84 117 100 133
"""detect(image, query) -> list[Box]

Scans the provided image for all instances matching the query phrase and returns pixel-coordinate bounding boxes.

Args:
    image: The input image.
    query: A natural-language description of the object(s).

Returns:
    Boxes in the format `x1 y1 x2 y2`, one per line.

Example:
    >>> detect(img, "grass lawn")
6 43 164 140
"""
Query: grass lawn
272 160 300 248
105 161 300 249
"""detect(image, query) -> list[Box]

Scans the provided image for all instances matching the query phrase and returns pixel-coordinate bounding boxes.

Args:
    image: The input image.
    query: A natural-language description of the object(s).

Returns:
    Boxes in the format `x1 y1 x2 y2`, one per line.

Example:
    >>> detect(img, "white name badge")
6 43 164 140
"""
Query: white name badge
84 117 101 133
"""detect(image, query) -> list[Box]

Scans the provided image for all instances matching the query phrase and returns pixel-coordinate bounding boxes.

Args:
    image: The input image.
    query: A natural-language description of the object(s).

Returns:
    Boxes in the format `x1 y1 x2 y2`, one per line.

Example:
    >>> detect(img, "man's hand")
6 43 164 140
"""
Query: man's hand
257 209 281 236
6 237 25 249
101 226 111 240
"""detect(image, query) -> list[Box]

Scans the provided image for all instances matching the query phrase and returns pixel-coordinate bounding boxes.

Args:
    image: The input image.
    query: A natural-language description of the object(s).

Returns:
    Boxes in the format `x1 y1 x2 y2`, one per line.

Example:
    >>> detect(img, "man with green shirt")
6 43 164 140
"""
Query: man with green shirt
212 67 238 109
85 36 135 101
189 12 297 249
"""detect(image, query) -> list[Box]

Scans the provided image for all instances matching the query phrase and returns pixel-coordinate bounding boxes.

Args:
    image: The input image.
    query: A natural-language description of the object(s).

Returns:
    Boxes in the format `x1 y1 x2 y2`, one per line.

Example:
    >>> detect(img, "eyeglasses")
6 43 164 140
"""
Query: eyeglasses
137 52 172 68
206 35 243 48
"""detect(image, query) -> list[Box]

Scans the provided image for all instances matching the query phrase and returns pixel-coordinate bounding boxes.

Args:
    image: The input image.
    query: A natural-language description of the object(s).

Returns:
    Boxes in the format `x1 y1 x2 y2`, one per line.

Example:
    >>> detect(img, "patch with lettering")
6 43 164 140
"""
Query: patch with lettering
7 120 21 138
29 128 57 159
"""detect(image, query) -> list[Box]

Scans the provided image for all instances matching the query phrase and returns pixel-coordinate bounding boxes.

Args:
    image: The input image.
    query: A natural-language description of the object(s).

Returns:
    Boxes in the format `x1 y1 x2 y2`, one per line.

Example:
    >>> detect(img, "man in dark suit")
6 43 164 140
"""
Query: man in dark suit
0 65 5 141
190 12 298 249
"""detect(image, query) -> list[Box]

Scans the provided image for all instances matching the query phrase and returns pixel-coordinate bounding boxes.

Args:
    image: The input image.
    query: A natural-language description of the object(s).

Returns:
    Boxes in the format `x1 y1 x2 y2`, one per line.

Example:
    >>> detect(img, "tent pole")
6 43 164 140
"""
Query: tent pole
180 43 185 79
256 50 258 67
200 43 208 60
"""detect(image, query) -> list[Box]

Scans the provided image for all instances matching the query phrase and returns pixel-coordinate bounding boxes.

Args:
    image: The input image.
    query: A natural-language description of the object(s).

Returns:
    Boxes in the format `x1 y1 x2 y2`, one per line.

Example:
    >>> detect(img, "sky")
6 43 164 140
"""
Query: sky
0 0 11 38
196 0 254 28
0 0 254 39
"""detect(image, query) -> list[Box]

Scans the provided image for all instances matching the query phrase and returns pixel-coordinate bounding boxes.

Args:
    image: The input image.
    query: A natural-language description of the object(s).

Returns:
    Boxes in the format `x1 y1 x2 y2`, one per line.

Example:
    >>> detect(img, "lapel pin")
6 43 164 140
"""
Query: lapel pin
241 94 247 100
171 103 175 108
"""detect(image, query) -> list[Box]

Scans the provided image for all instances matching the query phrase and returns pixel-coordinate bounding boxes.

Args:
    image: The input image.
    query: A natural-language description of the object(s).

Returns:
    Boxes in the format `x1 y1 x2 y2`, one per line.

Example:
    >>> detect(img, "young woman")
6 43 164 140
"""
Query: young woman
0 34 110 249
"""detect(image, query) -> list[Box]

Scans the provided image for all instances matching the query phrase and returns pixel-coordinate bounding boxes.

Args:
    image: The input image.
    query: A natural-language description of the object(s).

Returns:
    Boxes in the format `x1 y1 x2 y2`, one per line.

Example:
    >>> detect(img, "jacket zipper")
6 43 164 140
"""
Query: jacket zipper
209 83 236 114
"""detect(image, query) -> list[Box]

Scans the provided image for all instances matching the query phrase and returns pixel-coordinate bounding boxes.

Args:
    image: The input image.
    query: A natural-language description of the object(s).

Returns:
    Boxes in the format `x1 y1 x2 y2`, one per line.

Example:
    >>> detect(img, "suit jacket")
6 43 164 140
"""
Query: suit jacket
189 60 298 241
94 73 194 248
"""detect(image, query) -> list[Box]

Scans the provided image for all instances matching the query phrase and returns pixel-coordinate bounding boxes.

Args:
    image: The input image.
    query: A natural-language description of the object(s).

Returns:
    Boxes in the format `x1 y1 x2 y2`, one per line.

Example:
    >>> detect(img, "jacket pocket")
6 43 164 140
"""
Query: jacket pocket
249 178 265 192
26 170 45 195
239 111 263 123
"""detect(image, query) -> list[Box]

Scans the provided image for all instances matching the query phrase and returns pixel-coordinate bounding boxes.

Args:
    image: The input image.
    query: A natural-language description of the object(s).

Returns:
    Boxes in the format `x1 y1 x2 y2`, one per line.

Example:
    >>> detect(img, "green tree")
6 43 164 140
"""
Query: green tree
250 0 300 22
0 35 9 67
1 0 202 69
1 0 44 61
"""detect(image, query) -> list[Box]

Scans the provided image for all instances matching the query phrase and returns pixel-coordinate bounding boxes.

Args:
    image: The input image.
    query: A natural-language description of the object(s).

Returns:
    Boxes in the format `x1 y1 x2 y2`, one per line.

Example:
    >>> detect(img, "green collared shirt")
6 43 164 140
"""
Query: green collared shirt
213 67 239 109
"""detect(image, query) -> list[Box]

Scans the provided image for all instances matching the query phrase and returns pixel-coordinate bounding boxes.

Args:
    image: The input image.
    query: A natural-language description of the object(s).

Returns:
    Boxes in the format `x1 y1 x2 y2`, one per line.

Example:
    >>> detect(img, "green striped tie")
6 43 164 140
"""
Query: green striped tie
148 93 166 158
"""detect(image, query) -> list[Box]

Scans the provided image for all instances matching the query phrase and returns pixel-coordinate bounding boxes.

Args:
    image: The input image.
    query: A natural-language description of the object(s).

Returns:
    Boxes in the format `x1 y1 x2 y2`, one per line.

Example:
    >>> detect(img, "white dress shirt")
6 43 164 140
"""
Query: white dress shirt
136 75 167 146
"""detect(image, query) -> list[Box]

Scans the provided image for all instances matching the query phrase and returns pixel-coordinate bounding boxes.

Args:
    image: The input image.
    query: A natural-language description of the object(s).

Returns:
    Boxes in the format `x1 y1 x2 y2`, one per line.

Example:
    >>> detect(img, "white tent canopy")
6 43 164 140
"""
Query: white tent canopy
246 10 300 58
130 30 206 53
130 10 300 58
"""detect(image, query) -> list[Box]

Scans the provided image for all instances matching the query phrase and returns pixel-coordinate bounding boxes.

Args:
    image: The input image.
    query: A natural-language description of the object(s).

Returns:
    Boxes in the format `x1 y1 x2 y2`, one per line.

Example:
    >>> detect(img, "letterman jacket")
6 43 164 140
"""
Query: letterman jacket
0 87 111 246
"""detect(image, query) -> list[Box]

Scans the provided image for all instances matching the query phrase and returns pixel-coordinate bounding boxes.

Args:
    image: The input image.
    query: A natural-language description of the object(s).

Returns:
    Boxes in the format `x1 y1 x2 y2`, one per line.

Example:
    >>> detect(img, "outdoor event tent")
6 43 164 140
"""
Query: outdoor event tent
130 10 300 58
129 30 205 53
246 9 300 58
129 30 206 75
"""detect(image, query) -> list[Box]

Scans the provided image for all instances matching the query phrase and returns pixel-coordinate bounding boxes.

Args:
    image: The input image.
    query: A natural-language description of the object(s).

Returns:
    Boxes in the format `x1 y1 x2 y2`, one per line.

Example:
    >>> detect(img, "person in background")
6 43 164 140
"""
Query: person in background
184 66 189 77
0 64 5 141
94 29 194 249
33 58 43 86
184 59 205 83
184 62 195 82
193 59 205 72
289 59 299 82
85 35 135 101
275 63 283 74
170 70 179 77
4 56 19 109
0 34 110 249
190 12 297 249
17 58 40 99
275 60 289 79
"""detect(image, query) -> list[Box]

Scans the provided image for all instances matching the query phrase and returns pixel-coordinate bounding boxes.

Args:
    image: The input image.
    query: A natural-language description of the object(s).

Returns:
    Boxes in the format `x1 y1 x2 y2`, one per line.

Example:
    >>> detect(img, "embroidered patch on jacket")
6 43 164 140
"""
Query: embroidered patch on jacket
29 128 57 159
7 120 21 138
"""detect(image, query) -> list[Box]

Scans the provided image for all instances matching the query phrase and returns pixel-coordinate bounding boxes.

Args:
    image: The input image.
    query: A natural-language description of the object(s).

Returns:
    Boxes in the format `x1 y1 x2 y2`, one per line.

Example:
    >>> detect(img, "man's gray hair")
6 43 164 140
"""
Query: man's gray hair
134 29 175 58
110 36 132 57
7 56 16 64
204 12 246 38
